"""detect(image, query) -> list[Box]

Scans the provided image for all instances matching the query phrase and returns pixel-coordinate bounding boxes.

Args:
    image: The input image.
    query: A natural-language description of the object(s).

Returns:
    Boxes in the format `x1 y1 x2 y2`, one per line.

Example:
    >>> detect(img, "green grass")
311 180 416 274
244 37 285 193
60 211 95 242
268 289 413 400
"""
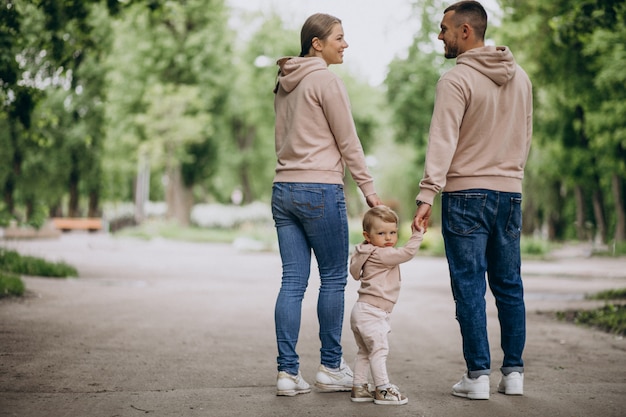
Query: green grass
0 248 78 278
114 220 280 249
557 288 626 336
0 271 25 297
587 288 626 301
557 304 626 336
116 220 239 243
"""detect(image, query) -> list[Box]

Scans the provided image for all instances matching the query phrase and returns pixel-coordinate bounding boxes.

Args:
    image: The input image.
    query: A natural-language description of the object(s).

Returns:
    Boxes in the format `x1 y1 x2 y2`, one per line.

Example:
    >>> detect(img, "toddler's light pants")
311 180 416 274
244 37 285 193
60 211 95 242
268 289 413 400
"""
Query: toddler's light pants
350 301 392 387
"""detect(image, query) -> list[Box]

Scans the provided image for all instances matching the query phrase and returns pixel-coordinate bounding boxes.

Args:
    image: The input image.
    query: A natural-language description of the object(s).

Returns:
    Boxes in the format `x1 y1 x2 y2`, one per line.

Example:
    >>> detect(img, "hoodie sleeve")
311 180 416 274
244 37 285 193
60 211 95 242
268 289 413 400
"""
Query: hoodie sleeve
373 230 424 266
321 78 376 197
417 76 465 205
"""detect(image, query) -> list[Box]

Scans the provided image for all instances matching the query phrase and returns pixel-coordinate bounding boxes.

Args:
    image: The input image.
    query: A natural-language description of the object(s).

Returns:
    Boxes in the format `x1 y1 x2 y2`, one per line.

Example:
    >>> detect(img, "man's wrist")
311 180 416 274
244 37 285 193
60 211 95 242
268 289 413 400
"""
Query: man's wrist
416 200 431 207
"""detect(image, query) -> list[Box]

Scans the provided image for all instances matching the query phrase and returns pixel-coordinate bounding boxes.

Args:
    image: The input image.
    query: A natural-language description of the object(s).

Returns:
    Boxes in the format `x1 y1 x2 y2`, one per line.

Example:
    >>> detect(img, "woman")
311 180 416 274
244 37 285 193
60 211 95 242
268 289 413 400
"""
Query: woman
272 13 382 397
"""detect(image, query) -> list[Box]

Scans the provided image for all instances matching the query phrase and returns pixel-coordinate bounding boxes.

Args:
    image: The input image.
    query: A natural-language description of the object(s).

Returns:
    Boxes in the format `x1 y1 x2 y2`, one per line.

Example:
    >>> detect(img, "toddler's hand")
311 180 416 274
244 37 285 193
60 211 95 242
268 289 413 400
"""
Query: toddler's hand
412 221 424 234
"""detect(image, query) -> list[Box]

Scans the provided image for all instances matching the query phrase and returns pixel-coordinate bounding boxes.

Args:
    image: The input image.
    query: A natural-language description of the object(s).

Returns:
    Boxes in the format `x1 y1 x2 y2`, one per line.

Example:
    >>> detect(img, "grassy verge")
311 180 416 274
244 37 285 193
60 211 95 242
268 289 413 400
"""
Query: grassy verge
0 271 25 297
0 248 78 278
557 288 626 336
0 248 78 298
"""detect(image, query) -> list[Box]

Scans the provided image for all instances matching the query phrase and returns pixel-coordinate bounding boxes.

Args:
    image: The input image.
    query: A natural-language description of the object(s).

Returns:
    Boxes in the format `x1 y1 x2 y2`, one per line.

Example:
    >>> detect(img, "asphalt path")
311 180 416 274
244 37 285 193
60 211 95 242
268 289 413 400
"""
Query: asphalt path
1 233 625 417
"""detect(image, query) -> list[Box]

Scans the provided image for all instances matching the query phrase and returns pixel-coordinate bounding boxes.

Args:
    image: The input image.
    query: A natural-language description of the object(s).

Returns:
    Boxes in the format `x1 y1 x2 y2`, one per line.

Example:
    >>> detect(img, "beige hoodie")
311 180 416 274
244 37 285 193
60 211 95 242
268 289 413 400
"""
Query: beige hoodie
417 46 533 205
274 56 376 198
349 230 423 313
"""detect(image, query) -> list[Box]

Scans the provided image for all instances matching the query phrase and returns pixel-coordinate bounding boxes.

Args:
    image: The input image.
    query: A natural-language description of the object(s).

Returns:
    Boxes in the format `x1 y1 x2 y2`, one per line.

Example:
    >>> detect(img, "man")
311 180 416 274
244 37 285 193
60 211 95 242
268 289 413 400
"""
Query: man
413 1 533 400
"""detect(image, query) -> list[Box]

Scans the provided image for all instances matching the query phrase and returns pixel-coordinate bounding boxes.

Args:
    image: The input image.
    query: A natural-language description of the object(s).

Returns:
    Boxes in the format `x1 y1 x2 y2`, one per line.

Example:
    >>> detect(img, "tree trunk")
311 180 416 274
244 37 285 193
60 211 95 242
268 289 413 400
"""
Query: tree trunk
68 151 80 217
239 163 253 204
88 190 100 218
574 185 586 241
4 119 20 216
547 181 566 241
591 188 607 244
613 174 625 243
165 164 193 226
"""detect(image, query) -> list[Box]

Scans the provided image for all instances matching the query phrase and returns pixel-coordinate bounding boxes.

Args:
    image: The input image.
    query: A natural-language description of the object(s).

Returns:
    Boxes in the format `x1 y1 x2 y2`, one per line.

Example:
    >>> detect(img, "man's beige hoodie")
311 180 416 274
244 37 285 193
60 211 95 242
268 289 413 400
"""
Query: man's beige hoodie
417 46 533 205
349 231 423 313
274 56 376 198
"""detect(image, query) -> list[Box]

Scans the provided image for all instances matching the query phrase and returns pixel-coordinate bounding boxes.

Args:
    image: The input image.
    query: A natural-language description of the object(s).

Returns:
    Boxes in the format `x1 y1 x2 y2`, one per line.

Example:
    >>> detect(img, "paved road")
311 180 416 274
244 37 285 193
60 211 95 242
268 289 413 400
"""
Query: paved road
1 234 625 417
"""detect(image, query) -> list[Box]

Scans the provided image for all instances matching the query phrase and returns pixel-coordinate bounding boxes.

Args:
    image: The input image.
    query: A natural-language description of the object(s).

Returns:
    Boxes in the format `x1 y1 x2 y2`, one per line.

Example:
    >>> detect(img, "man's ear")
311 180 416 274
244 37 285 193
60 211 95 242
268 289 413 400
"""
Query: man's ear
461 23 471 39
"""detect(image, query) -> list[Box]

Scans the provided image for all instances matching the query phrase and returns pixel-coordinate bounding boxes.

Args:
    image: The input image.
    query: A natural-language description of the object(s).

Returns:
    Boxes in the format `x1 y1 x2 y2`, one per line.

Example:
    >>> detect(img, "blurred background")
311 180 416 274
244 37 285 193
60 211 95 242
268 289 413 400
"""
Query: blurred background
0 0 624 255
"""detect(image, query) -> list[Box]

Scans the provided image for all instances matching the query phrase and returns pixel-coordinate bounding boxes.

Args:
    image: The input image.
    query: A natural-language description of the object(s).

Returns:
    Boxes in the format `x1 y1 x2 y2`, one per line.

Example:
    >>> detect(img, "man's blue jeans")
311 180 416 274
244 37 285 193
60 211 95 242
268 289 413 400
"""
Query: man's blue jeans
442 189 526 378
272 182 349 375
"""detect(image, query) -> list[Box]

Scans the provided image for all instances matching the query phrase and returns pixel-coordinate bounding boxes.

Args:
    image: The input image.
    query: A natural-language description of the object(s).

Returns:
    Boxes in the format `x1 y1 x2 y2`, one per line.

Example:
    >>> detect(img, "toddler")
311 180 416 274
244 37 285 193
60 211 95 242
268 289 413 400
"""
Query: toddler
349 205 423 405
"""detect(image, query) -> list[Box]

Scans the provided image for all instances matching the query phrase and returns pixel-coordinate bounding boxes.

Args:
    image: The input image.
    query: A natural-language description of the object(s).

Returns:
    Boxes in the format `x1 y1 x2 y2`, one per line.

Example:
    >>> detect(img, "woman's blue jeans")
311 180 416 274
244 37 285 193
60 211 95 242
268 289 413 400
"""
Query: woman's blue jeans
442 189 526 378
272 182 349 375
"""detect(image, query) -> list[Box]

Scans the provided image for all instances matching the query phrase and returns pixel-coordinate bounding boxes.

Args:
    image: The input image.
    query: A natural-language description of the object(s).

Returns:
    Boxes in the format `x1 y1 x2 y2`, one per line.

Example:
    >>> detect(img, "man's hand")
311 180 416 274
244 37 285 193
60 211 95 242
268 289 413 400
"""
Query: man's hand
413 203 432 233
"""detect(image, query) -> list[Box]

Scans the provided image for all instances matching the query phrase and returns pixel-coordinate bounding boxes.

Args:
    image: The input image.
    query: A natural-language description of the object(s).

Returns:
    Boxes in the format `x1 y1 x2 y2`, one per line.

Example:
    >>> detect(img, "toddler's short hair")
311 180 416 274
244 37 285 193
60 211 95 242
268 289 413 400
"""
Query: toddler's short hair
362 205 399 233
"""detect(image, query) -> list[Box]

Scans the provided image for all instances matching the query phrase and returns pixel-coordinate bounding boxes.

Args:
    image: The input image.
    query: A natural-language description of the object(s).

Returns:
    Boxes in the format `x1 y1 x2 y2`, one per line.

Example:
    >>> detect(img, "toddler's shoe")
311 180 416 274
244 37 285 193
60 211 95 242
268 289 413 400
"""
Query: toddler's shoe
350 384 374 402
276 371 311 396
374 384 408 405
452 373 490 400
314 357 353 392
498 371 524 395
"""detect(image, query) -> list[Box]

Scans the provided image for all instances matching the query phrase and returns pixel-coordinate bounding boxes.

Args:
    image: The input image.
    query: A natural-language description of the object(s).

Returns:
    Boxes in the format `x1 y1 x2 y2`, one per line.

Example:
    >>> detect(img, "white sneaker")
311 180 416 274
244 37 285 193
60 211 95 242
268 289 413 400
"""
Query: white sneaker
276 371 311 396
452 373 490 400
498 372 524 395
314 358 353 392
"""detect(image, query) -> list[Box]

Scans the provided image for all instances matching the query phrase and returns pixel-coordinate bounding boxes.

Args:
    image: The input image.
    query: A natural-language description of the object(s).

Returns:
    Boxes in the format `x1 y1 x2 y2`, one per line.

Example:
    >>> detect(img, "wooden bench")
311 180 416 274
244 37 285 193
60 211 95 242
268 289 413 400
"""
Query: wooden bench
51 218 105 232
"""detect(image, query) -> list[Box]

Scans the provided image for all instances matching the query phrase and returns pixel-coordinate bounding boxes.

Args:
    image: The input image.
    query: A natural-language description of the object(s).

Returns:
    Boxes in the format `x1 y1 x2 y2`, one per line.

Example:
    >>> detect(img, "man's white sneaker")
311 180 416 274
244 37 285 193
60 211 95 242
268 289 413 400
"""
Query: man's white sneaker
498 372 524 395
452 374 490 400
314 358 353 392
276 371 311 396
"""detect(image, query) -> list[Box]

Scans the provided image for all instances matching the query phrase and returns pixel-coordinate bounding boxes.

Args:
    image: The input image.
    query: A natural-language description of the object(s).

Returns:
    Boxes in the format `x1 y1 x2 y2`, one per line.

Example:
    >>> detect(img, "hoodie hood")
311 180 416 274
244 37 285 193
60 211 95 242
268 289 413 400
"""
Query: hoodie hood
276 56 327 93
349 243 376 280
457 46 517 86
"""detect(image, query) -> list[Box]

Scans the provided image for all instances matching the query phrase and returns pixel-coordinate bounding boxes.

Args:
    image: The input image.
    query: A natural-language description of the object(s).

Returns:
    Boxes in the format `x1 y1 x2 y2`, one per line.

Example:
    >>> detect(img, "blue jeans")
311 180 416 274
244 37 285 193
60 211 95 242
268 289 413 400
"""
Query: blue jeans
442 189 526 378
272 182 349 375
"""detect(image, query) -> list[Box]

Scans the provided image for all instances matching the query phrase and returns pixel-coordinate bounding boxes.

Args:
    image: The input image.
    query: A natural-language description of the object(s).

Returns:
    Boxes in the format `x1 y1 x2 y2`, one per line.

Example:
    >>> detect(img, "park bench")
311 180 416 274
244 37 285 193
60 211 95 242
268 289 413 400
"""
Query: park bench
51 217 105 232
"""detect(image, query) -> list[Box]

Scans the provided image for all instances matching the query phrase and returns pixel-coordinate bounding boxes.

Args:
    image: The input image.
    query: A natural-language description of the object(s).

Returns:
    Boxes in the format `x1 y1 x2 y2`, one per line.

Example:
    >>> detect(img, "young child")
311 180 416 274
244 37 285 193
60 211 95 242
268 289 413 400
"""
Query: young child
349 205 423 405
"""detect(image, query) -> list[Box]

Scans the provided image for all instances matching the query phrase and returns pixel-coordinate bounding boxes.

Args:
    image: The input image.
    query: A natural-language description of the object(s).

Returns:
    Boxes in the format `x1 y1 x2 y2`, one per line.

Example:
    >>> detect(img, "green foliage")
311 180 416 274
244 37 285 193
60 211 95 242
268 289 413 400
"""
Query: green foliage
496 0 626 243
557 303 626 336
0 248 77 278
0 271 24 298
520 237 551 257
586 288 626 301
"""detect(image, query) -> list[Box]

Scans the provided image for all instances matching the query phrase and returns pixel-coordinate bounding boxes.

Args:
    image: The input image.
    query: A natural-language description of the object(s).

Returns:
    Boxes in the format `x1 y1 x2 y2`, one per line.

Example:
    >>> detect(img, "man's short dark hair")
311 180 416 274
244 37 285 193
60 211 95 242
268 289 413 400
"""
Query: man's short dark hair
444 1 488 40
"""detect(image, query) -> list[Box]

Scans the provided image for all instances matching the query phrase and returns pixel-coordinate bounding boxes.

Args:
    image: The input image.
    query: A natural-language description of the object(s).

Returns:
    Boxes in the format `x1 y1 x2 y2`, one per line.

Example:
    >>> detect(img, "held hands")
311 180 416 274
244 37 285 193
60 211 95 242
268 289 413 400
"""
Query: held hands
411 221 425 234
413 203 432 233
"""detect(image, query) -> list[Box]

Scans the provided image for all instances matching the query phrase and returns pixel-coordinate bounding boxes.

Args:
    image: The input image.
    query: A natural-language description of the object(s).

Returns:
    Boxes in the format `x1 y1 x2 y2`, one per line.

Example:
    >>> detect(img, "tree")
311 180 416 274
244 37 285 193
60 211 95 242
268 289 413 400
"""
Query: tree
0 0 120 223
497 0 626 244
103 0 232 225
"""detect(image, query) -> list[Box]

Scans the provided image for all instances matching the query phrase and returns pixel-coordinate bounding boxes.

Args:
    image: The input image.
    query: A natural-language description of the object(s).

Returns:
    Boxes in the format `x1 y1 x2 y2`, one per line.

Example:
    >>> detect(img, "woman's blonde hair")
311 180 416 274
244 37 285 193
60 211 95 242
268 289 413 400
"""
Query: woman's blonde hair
299 13 342 57
362 205 399 233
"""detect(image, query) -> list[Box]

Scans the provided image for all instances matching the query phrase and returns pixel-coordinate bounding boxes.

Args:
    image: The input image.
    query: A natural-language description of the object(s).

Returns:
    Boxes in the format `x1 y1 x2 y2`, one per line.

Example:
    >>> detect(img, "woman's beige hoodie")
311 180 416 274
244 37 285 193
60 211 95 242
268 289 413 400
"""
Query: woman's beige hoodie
274 56 376 198
417 46 533 205
349 231 423 313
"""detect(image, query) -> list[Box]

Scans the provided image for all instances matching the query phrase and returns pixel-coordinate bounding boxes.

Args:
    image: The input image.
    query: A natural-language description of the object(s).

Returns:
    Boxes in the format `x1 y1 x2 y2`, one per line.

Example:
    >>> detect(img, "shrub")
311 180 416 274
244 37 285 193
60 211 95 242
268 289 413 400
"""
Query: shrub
557 304 626 336
587 288 626 301
0 248 78 278
0 272 25 297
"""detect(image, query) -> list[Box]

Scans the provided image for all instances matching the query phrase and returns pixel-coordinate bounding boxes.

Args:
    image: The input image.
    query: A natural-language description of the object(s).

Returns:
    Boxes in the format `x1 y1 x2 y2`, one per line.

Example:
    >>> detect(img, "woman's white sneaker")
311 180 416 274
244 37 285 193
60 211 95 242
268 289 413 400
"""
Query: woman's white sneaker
498 372 524 395
276 371 311 396
314 358 353 392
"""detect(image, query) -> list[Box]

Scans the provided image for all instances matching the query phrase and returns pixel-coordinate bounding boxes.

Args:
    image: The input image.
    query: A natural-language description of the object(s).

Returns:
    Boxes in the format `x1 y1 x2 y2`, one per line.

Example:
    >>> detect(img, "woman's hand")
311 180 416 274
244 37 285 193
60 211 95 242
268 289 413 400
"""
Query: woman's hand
365 193 383 208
